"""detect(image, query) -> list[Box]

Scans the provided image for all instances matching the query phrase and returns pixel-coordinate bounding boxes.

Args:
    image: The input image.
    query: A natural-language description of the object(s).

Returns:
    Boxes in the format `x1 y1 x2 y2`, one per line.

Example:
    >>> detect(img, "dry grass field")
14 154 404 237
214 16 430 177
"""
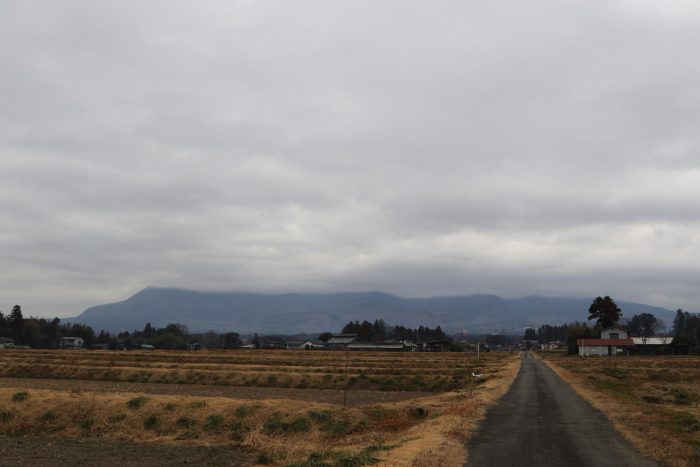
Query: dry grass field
0 349 496 392
541 353 700 467
0 349 520 466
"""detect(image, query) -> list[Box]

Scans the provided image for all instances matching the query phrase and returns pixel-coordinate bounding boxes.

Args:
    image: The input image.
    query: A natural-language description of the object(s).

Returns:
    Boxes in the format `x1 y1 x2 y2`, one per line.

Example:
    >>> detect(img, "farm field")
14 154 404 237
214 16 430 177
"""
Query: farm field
0 349 520 466
541 353 700 467
0 349 494 392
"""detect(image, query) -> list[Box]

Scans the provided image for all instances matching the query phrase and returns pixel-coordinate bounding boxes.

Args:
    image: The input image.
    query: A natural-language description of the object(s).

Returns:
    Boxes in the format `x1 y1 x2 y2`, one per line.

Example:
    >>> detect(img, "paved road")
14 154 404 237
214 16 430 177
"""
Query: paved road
466 352 658 467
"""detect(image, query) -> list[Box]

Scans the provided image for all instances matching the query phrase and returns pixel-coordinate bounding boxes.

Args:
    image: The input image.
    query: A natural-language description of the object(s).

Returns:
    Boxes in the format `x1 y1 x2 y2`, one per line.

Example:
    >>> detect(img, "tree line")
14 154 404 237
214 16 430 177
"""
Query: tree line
0 305 244 350
339 319 448 343
0 305 95 348
103 323 242 350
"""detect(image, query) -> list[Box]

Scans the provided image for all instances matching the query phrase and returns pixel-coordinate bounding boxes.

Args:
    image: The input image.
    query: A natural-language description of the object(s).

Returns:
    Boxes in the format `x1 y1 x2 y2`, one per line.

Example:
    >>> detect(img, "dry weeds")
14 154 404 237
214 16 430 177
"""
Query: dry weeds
541 353 700 467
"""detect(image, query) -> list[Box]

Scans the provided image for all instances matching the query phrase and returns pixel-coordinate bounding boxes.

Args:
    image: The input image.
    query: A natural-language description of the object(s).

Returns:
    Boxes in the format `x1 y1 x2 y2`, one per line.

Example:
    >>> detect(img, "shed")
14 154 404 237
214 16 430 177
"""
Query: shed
347 340 417 352
298 340 326 350
60 337 84 349
325 334 357 350
576 338 634 356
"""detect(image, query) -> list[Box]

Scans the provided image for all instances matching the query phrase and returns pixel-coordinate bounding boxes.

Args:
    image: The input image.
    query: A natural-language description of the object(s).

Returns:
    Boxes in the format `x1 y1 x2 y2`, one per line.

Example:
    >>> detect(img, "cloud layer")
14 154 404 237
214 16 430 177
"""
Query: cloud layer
2 1 700 317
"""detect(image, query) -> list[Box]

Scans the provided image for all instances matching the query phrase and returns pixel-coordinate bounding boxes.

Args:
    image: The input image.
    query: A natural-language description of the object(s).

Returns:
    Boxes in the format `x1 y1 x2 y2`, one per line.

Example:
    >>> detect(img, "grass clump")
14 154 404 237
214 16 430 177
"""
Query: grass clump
11 391 29 403
672 412 700 434
127 396 148 410
602 367 627 380
176 416 196 428
78 418 94 430
230 420 252 441
144 414 159 430
235 404 258 418
263 414 312 436
188 400 206 409
308 410 332 423
671 388 694 405
162 403 178 411
107 413 127 423
40 411 58 422
287 444 390 467
175 430 200 440
308 411 354 437
204 414 224 433
366 407 393 420
256 450 277 465
641 395 661 404
0 410 14 422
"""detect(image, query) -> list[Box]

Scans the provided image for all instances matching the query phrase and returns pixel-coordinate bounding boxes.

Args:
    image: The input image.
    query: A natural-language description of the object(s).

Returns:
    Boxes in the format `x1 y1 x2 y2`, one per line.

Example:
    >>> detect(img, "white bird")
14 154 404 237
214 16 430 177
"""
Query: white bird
471 372 483 379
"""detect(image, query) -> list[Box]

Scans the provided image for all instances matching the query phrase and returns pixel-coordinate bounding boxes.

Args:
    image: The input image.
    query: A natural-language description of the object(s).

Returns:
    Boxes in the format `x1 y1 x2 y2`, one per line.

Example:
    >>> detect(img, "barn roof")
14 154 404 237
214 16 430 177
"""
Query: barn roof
631 337 674 345
326 334 357 345
576 339 634 346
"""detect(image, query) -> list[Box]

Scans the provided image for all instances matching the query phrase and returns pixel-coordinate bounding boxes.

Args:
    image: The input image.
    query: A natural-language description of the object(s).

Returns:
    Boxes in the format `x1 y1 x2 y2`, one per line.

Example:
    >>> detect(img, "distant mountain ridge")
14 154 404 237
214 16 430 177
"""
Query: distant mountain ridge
67 287 677 335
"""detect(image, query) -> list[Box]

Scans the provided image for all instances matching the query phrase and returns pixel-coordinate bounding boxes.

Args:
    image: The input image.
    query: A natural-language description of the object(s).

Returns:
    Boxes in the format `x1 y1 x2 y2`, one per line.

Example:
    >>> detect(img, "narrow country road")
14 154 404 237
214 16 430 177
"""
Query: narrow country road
466 352 658 467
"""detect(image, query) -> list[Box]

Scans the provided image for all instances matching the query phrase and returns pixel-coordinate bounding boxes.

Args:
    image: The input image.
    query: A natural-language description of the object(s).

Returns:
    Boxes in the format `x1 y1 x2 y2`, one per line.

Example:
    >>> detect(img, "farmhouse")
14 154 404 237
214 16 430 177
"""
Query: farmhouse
325 334 357 350
577 328 633 356
296 340 326 350
0 337 15 348
423 339 452 352
347 340 418 352
59 336 84 349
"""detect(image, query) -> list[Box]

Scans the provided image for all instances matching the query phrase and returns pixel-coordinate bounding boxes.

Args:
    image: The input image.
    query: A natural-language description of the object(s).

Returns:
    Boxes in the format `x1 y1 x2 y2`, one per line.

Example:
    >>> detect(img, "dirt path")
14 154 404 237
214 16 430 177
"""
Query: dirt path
0 436 254 466
0 377 432 406
465 352 658 467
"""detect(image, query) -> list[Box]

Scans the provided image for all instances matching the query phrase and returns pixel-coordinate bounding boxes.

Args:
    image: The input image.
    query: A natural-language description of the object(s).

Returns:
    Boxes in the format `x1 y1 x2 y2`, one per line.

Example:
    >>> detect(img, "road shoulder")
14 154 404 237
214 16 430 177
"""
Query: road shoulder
539 354 695 466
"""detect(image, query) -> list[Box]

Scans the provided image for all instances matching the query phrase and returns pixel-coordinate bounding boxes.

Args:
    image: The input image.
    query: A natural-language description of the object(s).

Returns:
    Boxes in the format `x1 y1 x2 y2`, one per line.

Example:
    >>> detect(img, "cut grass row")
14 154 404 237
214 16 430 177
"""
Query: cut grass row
0 349 510 392
0 349 510 369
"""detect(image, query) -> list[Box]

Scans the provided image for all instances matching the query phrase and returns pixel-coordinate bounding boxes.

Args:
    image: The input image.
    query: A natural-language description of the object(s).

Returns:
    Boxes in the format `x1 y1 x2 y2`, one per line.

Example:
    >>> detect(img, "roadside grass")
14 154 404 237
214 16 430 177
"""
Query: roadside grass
542 354 700 467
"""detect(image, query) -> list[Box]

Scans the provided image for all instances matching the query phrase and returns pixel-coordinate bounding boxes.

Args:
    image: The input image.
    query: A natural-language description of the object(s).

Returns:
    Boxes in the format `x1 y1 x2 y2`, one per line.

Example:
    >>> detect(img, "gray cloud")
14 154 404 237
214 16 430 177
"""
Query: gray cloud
2 0 700 317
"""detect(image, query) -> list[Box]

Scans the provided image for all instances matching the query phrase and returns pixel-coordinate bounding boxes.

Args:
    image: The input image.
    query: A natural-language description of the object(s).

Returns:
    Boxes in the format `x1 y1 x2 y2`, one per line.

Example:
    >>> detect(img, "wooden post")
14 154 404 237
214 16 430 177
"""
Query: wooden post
343 347 350 409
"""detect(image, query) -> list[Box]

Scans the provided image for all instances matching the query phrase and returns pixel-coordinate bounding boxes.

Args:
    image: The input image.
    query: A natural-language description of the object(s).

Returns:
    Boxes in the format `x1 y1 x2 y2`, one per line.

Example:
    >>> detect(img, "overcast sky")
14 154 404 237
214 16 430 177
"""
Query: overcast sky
2 1 700 318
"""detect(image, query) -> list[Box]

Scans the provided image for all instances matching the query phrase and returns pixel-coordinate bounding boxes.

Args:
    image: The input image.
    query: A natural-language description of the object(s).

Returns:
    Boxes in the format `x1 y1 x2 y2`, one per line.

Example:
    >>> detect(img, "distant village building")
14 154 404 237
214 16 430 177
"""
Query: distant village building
577 327 633 356
541 341 565 351
423 340 452 352
630 337 675 355
0 337 15 348
296 340 326 350
59 337 84 349
347 340 418 352
261 337 287 350
325 334 357 350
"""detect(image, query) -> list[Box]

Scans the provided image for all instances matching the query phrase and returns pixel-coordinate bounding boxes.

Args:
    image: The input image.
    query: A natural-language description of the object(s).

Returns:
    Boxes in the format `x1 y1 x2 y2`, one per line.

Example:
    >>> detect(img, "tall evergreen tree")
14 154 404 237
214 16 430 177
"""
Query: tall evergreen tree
588 296 622 329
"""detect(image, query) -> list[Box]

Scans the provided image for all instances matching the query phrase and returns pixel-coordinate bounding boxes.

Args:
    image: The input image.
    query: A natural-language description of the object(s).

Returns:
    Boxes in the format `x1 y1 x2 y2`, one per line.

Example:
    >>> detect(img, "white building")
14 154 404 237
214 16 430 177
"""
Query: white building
59 337 84 349
577 328 633 356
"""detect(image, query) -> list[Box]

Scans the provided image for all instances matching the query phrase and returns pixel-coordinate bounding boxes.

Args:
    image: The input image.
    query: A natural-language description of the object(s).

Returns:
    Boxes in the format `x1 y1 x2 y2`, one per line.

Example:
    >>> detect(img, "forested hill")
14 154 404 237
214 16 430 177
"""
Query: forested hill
67 287 677 334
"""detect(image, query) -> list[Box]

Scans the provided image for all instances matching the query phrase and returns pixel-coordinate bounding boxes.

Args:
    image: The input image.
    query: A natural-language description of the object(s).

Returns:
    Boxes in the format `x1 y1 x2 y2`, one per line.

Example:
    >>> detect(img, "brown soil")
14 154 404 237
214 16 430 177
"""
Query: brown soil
0 377 432 406
0 435 254 466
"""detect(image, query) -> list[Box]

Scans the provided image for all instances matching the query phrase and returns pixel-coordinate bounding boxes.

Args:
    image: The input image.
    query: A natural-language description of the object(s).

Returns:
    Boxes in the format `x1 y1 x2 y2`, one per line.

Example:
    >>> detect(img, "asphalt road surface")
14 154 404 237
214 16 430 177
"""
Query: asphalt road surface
466 352 658 467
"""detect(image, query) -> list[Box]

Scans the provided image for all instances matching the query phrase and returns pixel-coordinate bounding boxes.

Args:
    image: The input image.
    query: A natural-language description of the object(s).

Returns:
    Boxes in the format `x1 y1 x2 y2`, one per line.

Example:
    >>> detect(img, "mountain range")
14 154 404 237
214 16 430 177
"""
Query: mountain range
67 287 677 335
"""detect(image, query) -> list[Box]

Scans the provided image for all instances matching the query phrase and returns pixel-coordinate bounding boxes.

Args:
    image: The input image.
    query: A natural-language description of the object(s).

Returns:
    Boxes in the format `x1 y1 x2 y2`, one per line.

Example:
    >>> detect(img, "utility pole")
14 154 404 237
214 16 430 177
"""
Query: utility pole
343 348 350 409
